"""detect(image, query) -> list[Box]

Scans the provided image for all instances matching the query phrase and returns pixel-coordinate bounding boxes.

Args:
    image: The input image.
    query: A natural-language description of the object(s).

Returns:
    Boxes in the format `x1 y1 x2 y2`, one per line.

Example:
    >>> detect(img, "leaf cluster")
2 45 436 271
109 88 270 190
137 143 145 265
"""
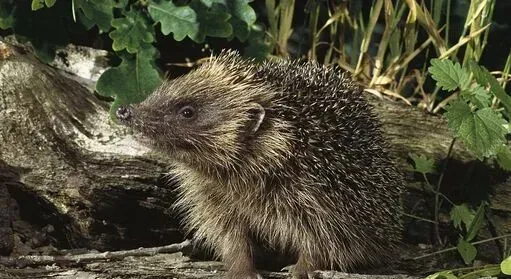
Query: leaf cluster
411 153 510 277
0 0 267 116
408 57 511 274
450 202 487 264
428 58 511 170
425 254 511 279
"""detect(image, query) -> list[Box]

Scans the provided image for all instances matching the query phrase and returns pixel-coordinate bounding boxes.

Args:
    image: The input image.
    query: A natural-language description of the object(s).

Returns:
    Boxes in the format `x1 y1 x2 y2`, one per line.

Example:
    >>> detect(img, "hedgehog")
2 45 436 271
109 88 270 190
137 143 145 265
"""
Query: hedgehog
115 50 405 279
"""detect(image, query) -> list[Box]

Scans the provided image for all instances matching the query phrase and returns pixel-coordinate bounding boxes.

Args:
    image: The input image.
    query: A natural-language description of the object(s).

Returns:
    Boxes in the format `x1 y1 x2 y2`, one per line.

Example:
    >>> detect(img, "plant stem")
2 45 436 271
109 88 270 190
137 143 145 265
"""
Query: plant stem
412 234 511 260
485 209 504 260
433 137 457 246
423 173 455 206
445 0 451 46
402 212 437 224
354 0 383 76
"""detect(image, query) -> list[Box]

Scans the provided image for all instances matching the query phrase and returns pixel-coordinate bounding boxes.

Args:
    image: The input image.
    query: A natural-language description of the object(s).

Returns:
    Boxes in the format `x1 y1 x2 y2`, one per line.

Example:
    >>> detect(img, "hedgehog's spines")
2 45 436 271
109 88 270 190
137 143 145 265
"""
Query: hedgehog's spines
123 50 405 279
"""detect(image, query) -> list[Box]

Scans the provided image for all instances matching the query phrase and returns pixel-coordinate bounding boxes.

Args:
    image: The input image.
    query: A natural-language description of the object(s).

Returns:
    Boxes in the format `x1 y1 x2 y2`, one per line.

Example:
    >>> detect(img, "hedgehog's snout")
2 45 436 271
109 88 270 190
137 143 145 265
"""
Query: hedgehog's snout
116 105 134 124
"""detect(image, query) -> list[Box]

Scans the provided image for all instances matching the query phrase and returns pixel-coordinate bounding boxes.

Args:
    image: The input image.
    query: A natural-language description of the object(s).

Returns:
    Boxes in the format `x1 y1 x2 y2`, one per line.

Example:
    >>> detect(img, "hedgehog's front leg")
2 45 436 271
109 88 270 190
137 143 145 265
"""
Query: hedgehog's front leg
292 253 317 279
221 230 262 279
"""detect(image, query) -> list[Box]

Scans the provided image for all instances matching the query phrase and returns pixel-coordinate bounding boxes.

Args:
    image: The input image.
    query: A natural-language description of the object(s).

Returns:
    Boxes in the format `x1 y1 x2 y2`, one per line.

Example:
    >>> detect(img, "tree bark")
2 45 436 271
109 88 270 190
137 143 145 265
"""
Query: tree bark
0 39 509 277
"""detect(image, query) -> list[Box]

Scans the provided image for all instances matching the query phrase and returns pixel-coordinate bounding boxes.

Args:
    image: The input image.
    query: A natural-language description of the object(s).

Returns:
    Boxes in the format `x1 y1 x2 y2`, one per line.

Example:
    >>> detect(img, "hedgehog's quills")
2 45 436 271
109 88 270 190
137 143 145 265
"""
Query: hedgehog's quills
117 50 405 279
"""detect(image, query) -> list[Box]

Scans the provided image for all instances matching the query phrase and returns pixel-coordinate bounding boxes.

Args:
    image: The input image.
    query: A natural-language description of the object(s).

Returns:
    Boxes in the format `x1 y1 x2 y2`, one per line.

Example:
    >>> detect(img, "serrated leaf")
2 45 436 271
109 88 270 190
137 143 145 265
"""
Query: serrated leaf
457 238 477 265
444 99 470 138
96 45 162 119
409 153 435 174
32 0 44 11
226 0 256 41
45 0 56 8
445 100 508 159
469 60 511 116
428 58 470 91
502 255 511 275
466 201 487 242
462 86 491 109
74 0 114 32
148 1 198 41
109 9 155 53
189 0 232 43
450 203 474 231
496 145 511 171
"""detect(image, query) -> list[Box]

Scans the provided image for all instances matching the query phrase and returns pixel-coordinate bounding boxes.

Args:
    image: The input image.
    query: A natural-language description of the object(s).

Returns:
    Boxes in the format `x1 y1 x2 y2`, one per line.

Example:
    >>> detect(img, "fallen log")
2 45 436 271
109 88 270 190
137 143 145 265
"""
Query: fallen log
0 39 509 278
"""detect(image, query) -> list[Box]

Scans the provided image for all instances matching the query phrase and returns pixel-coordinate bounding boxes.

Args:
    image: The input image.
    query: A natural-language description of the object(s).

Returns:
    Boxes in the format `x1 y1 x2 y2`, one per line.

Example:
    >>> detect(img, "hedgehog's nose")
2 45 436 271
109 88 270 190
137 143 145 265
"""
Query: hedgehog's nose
116 105 134 123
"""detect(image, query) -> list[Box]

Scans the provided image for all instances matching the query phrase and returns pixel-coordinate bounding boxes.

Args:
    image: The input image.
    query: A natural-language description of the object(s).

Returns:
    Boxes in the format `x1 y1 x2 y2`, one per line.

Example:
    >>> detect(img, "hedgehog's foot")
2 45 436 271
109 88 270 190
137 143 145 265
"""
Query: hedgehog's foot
225 270 263 279
291 254 313 279
225 261 262 279
222 231 261 279
224 251 262 279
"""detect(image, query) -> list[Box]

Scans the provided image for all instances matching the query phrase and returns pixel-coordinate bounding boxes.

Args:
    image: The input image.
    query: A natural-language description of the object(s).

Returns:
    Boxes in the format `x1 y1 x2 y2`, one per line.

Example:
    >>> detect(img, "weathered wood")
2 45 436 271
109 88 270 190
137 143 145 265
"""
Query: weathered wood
0 39 509 278
0 41 181 252
0 253 419 279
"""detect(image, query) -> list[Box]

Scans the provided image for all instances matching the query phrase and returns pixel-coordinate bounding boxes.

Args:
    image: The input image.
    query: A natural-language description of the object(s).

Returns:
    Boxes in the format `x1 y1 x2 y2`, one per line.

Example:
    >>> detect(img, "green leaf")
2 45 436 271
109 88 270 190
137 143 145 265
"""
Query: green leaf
460 266 502 279
428 58 470 91
469 60 511 116
76 9 96 30
189 0 232 43
115 0 129 9
148 1 199 41
450 203 474 231
424 271 458 279
409 153 435 174
457 238 477 265
96 45 162 119
31 0 44 11
0 2 14 29
502 255 511 275
109 9 155 54
496 145 511 171
32 0 56 9
444 100 508 159
45 0 56 8
74 0 115 32
226 0 257 41
461 86 491 109
465 201 487 242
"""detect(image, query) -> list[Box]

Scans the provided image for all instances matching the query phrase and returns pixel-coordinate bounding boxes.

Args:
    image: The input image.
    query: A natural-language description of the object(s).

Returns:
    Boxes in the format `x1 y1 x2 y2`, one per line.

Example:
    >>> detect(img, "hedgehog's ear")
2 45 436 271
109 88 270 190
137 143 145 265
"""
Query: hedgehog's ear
247 103 265 134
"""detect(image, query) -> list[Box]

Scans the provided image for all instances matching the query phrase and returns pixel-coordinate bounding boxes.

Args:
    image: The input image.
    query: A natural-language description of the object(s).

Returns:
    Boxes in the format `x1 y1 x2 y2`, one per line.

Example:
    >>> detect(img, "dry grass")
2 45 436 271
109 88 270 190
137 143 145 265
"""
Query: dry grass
263 0 509 112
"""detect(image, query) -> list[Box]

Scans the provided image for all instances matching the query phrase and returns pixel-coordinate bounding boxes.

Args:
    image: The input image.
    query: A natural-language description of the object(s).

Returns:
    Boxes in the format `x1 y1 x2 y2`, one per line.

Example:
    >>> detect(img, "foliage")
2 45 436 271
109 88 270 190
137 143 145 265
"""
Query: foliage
1 0 511 278
424 259 505 279
428 58 510 168
502 255 511 275
451 202 487 264
410 153 436 175
0 0 266 116
410 55 509 275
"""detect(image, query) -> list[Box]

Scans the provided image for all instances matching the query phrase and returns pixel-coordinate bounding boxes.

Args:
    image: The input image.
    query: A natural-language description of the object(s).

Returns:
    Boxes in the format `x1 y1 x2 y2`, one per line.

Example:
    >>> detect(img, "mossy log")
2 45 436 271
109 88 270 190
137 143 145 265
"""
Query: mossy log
0 40 509 278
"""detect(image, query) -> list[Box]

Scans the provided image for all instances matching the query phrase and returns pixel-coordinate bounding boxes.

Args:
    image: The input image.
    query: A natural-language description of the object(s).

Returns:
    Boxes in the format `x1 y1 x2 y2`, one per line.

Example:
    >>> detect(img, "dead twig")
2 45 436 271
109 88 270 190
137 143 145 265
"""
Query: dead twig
0 240 192 268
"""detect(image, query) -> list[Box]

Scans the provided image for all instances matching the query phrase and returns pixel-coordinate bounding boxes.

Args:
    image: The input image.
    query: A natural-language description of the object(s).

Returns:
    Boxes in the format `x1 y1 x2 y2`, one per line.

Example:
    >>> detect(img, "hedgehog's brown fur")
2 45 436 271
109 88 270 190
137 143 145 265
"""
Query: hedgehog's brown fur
117 50 405 279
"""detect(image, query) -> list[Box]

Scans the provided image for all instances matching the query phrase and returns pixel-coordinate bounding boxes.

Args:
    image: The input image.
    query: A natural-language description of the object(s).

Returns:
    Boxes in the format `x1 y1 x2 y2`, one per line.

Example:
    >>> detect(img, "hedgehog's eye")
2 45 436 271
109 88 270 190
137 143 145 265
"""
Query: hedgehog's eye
178 105 196 119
